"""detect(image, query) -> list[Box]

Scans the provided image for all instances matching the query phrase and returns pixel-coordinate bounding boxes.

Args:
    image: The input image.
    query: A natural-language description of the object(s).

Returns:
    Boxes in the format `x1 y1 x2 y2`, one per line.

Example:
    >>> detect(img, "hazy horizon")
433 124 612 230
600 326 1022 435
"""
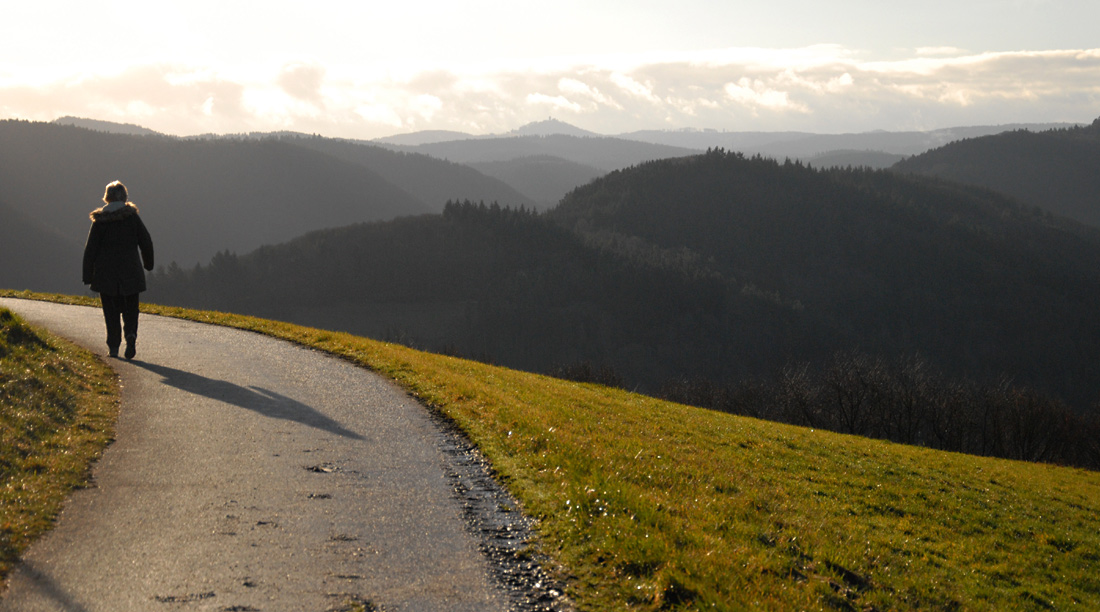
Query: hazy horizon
3 1 1098 140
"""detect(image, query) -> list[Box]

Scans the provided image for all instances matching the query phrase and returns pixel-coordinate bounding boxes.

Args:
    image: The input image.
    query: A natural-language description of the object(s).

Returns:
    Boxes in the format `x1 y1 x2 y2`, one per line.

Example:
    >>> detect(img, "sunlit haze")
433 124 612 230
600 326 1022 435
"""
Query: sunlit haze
3 0 1098 138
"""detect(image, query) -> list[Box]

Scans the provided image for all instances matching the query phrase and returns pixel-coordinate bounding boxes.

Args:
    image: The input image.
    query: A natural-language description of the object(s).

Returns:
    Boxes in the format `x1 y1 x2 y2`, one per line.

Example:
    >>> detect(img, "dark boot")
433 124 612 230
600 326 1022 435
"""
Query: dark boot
124 334 136 360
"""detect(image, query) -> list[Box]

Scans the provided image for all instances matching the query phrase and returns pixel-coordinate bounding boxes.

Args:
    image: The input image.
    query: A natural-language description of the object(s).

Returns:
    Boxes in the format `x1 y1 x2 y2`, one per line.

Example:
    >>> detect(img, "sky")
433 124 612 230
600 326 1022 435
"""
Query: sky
2 0 1098 139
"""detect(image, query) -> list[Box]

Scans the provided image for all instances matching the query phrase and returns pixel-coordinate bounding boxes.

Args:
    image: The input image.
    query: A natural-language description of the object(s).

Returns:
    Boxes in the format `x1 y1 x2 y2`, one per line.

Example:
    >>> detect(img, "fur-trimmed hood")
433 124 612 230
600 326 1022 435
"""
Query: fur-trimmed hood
89 202 140 222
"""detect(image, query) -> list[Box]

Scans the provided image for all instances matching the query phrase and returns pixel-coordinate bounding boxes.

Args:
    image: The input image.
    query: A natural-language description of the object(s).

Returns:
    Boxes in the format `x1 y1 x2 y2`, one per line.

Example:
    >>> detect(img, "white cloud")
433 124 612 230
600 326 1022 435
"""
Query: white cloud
526 93 584 113
2 46 1098 138
916 47 968 57
775 69 855 95
610 72 660 102
724 78 810 113
410 94 444 121
277 63 326 104
558 77 622 110
355 103 403 128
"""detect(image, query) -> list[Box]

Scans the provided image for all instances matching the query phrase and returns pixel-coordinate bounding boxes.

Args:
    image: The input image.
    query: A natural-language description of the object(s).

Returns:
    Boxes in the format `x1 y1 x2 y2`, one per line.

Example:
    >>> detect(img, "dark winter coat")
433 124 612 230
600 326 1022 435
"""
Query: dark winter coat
82 203 155 295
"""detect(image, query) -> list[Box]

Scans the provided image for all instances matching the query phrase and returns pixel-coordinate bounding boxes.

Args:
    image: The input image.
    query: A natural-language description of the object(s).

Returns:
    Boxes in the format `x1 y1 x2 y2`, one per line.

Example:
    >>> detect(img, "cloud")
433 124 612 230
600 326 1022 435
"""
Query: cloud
526 93 584 113
610 72 660 103
915 46 968 57
558 77 623 110
0 65 251 134
2 47 1098 138
410 94 444 120
724 78 810 113
277 62 326 104
354 103 403 128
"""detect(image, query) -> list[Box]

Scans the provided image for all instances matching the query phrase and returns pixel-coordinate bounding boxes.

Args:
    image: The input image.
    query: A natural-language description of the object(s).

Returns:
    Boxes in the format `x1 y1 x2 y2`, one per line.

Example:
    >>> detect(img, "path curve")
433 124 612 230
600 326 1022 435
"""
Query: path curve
0 298 555 612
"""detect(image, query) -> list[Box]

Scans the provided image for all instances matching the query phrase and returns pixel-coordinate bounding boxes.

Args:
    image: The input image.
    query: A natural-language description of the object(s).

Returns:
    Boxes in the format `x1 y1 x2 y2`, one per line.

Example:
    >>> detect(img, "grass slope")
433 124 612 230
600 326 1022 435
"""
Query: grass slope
3 291 1099 610
0 307 118 590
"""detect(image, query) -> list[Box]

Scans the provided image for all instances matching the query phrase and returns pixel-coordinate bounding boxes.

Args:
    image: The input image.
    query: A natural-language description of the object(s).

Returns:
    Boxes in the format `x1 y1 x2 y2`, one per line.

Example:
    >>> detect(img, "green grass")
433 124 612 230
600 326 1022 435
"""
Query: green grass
0 305 119 590
3 290 1100 610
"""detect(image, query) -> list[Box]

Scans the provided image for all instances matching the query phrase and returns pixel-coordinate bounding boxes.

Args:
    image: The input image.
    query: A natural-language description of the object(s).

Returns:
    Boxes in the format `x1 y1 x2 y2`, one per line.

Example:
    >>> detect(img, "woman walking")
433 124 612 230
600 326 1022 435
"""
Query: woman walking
82 180 155 359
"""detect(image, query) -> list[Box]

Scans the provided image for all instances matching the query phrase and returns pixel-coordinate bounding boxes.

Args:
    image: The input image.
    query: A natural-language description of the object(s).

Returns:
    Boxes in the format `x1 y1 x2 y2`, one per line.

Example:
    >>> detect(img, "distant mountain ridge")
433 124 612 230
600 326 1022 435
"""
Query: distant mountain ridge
373 129 484 146
893 118 1100 228
52 116 162 136
624 123 1080 158
52 115 1078 161
375 119 1079 160
368 119 1081 197
508 118 600 138
372 117 600 145
378 134 699 172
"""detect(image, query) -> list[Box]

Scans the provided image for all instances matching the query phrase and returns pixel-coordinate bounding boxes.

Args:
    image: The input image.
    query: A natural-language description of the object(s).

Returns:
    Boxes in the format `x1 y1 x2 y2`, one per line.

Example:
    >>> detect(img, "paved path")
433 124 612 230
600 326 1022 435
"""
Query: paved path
0 298 513 612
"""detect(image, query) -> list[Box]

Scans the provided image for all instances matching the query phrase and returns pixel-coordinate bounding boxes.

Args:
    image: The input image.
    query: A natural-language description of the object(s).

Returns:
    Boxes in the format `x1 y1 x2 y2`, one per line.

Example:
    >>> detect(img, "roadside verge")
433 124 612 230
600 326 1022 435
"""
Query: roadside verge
0 307 118 593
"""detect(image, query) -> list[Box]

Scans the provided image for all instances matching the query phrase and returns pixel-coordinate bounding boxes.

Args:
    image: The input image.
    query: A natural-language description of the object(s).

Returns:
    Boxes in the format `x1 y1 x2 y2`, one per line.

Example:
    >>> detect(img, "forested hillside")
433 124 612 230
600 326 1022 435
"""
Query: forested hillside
0 200 82 294
893 117 1100 227
551 150 1100 404
148 150 1100 415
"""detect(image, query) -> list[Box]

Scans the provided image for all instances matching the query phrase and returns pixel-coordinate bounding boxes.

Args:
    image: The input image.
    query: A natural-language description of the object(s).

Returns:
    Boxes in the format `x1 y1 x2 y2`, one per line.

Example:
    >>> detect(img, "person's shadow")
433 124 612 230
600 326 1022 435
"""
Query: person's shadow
130 360 365 440
4 561 91 612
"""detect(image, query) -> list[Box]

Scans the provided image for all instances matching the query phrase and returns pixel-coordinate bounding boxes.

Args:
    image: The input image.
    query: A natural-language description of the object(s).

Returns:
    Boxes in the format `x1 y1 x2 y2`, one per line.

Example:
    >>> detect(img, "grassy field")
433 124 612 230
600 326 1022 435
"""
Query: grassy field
0 305 118 590
3 290 1100 610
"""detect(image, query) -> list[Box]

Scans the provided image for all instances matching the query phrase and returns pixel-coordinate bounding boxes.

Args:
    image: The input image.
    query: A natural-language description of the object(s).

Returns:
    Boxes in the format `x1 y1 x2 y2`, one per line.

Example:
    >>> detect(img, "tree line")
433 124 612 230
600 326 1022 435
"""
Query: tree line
654 352 1100 470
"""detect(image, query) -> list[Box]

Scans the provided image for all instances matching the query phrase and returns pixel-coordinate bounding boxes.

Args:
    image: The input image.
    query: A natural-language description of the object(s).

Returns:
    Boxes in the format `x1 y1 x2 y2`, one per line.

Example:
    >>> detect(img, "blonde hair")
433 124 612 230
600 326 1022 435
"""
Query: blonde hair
103 180 128 204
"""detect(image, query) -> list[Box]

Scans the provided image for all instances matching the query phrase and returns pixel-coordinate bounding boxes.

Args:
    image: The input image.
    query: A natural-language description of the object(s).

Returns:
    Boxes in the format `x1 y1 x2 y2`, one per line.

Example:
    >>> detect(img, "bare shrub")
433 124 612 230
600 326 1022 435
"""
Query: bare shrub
659 352 1100 470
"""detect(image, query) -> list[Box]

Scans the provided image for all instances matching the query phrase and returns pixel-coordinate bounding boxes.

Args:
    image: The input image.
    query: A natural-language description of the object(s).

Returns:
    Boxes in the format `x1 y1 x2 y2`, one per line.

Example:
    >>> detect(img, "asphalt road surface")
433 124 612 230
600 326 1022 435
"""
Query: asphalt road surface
0 298 553 612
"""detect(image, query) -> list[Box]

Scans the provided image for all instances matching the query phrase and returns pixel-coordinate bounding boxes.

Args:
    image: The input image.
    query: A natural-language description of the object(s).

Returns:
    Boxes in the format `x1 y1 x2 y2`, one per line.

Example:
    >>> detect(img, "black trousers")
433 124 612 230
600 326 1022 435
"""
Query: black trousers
100 293 140 351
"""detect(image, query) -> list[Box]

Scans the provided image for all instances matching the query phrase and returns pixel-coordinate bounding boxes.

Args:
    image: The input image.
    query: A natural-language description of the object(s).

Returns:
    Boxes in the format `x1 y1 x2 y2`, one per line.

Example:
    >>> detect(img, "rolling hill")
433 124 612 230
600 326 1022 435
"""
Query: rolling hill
618 122 1079 157
892 118 1100 228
